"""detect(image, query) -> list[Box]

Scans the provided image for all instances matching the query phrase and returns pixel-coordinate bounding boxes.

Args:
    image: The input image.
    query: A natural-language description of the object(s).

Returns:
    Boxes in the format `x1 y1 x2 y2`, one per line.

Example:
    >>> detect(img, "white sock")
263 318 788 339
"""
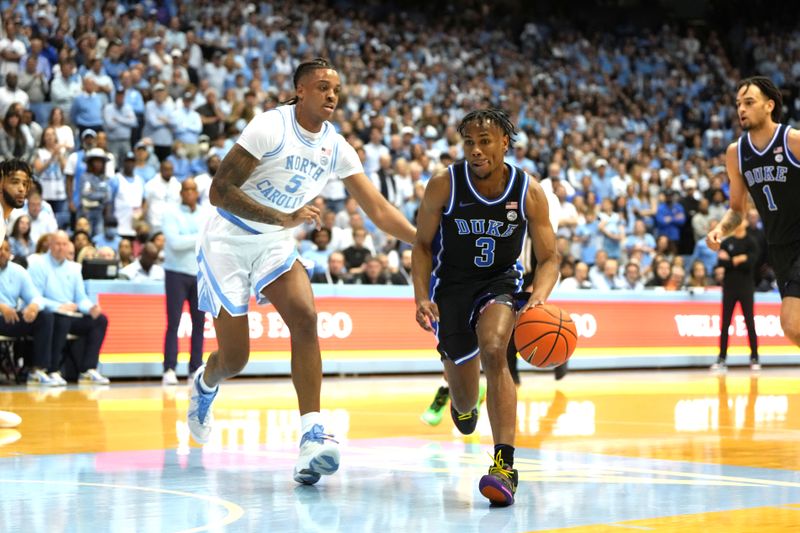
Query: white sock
198 370 218 393
301 412 322 434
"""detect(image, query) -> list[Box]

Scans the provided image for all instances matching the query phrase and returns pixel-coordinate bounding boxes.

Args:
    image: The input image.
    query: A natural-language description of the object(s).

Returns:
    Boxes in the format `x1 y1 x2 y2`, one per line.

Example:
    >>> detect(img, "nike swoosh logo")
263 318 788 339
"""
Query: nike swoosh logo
459 201 476 207
524 345 538 363
743 155 753 161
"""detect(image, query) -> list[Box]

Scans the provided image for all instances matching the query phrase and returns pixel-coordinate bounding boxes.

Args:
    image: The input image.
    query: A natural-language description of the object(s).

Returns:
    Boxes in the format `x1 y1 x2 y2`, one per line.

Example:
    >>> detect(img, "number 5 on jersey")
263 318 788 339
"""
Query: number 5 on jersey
286 174 305 194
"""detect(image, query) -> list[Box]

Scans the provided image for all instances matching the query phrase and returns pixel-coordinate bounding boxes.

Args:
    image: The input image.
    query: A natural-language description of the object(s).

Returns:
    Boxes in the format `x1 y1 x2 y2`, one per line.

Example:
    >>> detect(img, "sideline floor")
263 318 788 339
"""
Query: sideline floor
1 368 799 532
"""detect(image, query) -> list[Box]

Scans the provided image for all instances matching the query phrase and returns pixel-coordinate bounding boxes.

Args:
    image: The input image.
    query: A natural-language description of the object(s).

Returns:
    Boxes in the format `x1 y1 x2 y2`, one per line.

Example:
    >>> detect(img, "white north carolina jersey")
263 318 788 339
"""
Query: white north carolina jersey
215 105 363 235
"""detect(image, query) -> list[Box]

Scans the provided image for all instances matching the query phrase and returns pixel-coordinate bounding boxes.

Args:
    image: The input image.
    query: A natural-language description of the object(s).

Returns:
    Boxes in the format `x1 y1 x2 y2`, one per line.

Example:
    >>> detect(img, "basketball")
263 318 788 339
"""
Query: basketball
514 304 578 368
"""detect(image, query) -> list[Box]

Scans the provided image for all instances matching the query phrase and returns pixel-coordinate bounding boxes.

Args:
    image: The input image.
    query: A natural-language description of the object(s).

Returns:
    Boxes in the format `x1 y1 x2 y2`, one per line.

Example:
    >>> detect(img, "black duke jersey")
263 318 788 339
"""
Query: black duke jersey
738 123 800 245
430 161 528 288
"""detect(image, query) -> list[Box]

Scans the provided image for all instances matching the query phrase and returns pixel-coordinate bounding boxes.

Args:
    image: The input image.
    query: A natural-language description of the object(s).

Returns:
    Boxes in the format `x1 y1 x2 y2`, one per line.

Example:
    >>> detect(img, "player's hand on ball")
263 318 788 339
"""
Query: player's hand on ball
518 298 544 315
284 204 321 229
415 300 439 331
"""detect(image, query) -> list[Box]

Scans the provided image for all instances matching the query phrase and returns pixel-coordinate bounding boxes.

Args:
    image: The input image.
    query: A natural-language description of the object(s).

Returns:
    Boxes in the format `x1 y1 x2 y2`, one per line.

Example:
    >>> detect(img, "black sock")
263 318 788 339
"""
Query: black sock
494 444 515 468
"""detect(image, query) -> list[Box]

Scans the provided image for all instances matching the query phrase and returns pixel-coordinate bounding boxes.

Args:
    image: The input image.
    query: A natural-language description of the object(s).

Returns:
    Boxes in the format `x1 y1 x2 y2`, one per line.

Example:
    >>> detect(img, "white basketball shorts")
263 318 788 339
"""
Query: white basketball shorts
197 210 299 317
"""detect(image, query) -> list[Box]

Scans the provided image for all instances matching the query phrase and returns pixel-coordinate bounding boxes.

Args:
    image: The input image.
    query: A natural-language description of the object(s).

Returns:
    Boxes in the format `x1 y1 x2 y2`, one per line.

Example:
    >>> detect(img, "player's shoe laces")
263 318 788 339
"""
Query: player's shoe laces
293 424 340 485
187 366 217 444
479 450 519 506
450 403 479 435
449 384 485 434
421 386 450 426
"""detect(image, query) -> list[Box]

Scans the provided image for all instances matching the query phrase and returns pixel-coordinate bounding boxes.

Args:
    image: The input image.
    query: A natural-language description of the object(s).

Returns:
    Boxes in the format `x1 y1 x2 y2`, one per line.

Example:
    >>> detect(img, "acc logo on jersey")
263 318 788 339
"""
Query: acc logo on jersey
320 146 331 166
507 210 518 221
775 154 784 163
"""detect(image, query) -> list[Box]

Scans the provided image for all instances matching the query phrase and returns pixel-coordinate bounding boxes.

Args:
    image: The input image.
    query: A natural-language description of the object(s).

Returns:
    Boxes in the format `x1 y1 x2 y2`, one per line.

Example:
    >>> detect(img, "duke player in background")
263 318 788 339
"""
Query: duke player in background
707 76 800 349
412 109 559 505
0 159 32 430
187 58 415 485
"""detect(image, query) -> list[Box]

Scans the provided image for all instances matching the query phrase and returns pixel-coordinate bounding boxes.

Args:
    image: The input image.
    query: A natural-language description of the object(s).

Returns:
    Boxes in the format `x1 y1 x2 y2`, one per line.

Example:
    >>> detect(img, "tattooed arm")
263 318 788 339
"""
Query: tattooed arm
209 144 320 229
706 142 745 251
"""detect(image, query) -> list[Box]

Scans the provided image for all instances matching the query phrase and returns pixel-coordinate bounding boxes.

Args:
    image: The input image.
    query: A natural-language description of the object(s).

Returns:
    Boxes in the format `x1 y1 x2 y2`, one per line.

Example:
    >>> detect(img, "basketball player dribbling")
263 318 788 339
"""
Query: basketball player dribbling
0 159 32 430
187 58 415 484
707 76 800 350
412 109 559 505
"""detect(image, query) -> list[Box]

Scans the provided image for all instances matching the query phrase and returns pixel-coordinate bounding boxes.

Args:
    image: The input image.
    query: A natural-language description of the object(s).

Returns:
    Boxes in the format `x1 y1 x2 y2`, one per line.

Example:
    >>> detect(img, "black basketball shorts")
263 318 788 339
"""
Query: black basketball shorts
768 239 800 299
431 271 526 365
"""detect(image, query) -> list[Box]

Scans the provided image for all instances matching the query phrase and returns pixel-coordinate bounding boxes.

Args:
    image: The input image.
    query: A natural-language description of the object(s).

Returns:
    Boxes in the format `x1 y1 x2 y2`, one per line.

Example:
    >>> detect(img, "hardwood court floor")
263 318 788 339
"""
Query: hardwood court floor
1 368 800 532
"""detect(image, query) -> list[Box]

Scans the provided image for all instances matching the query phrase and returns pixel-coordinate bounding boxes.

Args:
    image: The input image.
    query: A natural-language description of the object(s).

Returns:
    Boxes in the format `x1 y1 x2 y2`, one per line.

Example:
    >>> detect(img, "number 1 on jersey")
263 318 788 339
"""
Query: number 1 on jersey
762 184 778 211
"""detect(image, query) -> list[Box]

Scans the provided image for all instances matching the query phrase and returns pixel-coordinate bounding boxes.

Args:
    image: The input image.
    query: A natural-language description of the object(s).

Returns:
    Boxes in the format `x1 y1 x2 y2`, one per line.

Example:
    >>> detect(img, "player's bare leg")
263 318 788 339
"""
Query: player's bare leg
187 309 250 444
781 296 800 346
476 302 518 506
203 310 251 386
261 261 322 415
475 303 517 446
262 261 338 484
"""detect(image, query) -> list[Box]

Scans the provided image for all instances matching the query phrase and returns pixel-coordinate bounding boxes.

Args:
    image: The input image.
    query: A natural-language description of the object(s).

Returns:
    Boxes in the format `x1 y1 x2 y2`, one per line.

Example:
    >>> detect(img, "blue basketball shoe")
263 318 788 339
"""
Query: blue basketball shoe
187 365 218 444
293 424 340 485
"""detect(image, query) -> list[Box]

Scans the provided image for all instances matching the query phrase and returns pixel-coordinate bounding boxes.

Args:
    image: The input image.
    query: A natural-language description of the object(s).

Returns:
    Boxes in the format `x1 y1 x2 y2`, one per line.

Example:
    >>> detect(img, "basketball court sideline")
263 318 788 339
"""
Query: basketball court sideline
1 368 800 532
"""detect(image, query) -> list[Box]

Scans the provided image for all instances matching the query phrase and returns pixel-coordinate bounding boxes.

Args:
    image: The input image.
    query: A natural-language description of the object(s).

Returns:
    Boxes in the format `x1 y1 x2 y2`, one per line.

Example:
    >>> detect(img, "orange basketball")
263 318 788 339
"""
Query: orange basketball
514 304 578 368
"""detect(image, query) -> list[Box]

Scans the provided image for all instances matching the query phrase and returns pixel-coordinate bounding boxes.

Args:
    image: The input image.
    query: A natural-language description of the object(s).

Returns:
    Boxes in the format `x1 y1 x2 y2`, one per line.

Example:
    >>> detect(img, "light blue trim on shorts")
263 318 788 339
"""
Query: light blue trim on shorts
254 250 299 301
197 248 249 316
216 208 262 235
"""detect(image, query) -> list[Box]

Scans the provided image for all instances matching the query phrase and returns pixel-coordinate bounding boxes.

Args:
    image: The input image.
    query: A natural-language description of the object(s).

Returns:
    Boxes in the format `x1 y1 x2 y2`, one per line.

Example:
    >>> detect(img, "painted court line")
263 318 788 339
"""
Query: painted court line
0 478 244 532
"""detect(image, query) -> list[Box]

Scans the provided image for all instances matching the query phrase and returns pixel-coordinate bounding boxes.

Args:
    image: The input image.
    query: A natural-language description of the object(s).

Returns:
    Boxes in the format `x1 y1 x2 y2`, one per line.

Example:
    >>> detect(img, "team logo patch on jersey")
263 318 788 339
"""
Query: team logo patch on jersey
506 201 518 221
776 154 784 163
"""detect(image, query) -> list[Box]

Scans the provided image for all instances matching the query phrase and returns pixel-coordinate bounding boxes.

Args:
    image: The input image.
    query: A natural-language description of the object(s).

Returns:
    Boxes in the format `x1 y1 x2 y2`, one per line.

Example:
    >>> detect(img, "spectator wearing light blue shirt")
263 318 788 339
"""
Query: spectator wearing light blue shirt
27 230 110 385
171 92 203 157
103 89 138 167
161 178 206 385
597 198 626 260
143 83 174 161
0 239 60 385
70 78 105 137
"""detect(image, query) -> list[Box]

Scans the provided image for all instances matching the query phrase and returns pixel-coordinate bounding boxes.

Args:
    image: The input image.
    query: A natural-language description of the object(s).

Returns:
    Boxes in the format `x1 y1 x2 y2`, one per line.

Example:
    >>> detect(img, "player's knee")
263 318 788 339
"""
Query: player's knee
479 339 509 371
218 349 249 377
781 316 800 344
284 307 317 335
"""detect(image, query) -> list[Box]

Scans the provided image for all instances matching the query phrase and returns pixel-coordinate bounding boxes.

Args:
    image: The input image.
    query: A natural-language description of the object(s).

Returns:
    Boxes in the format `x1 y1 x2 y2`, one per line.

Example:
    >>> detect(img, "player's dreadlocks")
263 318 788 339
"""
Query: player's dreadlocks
282 58 336 105
0 159 32 181
737 76 783 123
457 108 518 143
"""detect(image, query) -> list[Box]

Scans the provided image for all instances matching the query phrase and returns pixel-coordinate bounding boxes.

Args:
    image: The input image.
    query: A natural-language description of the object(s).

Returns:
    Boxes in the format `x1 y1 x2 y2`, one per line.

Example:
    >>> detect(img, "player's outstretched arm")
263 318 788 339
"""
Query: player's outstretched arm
707 142 746 251
523 179 559 314
411 172 449 331
210 144 320 229
343 172 416 244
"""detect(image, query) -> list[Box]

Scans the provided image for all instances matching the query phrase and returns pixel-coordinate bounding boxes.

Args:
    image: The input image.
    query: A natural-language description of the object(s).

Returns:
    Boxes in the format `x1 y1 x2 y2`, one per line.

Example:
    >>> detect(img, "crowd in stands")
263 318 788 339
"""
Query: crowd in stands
1 0 799 296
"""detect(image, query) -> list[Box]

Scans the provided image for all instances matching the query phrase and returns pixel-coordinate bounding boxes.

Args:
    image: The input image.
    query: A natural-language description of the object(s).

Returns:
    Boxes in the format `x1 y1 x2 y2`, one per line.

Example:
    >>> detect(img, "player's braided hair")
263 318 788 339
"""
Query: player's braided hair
738 76 783 123
282 58 336 105
457 108 518 144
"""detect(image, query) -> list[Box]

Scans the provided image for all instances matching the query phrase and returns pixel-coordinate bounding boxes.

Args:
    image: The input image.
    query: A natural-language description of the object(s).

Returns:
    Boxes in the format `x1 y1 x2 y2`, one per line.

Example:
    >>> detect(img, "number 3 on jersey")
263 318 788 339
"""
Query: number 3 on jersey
475 237 495 267
762 184 778 211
